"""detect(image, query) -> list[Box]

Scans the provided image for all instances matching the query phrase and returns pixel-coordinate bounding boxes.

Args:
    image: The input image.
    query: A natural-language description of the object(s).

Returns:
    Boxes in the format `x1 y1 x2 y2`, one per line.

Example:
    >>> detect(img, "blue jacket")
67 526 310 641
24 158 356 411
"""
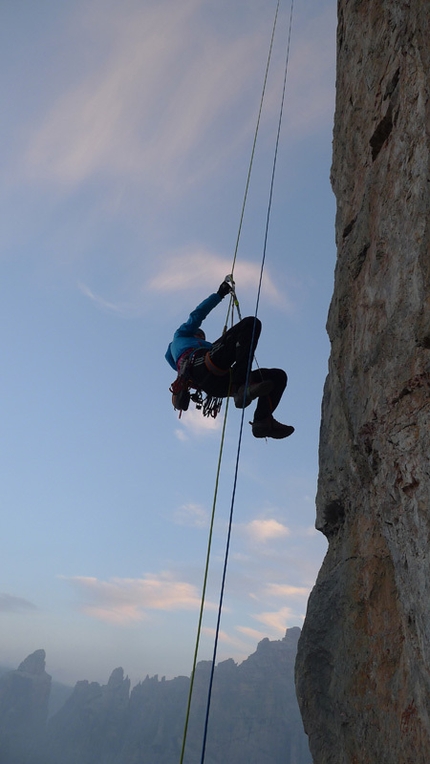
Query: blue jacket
165 293 222 370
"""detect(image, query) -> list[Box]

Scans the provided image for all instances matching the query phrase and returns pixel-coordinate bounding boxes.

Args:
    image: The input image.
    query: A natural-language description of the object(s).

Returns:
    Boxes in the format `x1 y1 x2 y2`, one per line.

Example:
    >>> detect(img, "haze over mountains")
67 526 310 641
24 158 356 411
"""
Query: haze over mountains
0 626 311 764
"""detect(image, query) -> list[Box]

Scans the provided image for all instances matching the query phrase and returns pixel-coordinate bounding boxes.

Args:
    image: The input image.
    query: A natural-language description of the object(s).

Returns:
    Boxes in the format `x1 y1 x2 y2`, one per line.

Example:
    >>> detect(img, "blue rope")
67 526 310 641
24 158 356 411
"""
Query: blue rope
198 1 295 762
178 3 283 760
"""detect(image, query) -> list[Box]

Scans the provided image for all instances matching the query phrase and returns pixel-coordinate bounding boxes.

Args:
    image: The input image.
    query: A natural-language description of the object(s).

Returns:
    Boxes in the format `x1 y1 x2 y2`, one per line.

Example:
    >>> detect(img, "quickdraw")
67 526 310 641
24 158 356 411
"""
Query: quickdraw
192 390 223 419
169 354 223 419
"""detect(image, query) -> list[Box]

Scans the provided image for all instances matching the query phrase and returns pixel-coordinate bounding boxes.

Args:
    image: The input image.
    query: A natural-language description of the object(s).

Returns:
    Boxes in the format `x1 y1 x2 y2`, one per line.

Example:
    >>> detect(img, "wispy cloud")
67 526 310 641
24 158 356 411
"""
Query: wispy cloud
148 249 286 306
235 625 269 643
253 606 299 634
21 1 334 196
77 248 288 318
65 573 210 625
174 406 221 440
0 593 37 613
173 503 208 529
23 0 268 194
244 518 290 543
261 583 310 599
77 282 134 315
202 626 251 652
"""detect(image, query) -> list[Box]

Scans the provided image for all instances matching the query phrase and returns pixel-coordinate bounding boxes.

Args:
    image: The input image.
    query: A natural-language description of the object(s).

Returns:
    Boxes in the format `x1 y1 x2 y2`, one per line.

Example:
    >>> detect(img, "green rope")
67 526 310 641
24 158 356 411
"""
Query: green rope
230 0 282 281
178 389 231 764
178 2 284 761
199 2 296 760
223 0 281 332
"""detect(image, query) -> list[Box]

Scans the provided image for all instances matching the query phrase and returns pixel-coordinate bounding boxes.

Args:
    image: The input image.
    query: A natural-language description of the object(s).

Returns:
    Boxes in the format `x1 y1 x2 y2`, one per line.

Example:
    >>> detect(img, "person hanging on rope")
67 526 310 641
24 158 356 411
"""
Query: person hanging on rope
165 280 294 439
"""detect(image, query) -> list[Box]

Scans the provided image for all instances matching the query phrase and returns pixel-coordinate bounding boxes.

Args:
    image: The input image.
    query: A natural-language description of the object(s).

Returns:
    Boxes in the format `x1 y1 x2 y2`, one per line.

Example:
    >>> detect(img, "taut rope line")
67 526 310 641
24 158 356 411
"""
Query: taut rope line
199 2 295 763
178 2 295 762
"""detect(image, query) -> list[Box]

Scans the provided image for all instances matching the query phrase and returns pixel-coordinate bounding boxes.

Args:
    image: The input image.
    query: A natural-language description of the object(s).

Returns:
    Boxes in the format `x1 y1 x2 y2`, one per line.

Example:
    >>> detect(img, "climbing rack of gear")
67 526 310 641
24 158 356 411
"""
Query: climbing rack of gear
178 2 295 762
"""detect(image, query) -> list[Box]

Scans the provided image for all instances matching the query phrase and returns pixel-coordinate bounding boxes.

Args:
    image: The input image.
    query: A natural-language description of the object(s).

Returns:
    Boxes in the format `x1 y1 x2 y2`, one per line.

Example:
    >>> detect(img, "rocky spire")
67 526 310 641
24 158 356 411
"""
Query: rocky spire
0 649 52 760
295 1 430 762
18 648 48 675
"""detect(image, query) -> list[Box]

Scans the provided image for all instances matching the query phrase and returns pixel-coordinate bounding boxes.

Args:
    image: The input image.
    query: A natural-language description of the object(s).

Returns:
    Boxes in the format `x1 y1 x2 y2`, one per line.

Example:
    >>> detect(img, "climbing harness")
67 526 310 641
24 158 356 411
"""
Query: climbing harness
178 2 295 763
203 352 228 377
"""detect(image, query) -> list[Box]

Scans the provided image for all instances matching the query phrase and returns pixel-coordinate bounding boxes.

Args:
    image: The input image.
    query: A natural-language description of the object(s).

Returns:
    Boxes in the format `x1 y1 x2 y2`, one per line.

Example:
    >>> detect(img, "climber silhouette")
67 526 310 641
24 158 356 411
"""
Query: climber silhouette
165 281 294 439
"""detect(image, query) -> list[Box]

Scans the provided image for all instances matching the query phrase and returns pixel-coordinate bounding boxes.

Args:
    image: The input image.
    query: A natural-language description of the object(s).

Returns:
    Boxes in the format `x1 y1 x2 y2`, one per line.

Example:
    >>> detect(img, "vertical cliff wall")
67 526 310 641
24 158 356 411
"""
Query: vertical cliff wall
295 1 430 762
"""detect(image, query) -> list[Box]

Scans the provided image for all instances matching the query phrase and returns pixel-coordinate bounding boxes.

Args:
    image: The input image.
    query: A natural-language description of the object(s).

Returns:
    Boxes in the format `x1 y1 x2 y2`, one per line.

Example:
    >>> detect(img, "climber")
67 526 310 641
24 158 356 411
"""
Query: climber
165 280 294 439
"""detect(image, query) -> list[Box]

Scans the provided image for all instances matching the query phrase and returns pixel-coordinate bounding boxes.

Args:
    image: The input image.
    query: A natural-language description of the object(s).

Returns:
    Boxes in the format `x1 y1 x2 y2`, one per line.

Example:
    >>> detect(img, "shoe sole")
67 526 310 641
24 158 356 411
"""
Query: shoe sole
253 425 295 439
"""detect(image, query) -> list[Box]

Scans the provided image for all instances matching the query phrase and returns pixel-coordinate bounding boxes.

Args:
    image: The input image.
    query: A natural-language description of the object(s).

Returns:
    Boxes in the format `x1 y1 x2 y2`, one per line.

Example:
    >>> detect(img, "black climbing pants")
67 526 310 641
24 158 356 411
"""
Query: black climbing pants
189 316 287 421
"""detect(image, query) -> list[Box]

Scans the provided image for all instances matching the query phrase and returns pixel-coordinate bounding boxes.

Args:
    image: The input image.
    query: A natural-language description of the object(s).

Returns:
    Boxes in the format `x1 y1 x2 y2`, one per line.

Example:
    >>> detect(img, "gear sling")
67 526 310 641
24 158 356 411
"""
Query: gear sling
170 350 223 418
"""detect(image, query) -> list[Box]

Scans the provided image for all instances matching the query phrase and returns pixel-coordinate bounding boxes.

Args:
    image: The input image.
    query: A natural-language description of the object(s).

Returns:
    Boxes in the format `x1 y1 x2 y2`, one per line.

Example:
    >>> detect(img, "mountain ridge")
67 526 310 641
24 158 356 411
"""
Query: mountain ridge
0 627 311 764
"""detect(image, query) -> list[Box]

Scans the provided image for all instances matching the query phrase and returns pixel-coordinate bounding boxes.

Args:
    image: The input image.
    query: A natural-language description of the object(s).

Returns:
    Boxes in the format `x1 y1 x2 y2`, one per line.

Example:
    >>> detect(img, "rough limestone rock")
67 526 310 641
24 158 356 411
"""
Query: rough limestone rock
295 1 430 762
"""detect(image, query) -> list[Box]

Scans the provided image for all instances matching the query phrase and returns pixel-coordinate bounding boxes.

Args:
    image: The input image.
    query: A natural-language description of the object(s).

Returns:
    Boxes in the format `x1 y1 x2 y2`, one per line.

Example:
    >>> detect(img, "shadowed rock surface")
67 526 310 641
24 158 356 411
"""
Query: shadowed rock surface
296 1 430 763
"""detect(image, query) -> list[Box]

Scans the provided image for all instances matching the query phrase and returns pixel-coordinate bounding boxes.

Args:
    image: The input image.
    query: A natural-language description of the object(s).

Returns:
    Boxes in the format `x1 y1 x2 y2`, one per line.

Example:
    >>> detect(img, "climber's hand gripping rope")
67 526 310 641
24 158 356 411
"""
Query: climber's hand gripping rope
225 274 242 321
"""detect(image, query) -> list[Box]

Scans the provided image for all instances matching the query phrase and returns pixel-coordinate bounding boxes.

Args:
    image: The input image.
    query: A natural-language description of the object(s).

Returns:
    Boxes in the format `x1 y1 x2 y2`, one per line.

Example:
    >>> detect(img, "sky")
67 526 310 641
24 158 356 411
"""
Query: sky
0 0 336 688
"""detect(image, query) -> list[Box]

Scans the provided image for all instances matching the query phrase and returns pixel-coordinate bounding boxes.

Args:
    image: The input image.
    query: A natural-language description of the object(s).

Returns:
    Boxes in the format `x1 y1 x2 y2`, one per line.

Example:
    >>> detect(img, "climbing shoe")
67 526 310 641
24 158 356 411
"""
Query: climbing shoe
251 415 295 439
234 380 273 409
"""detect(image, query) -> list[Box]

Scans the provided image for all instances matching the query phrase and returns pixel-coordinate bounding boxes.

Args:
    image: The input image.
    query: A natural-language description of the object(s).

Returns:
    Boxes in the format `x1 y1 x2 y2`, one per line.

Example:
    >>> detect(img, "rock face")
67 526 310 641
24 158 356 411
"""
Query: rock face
0 649 51 763
296 1 430 763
